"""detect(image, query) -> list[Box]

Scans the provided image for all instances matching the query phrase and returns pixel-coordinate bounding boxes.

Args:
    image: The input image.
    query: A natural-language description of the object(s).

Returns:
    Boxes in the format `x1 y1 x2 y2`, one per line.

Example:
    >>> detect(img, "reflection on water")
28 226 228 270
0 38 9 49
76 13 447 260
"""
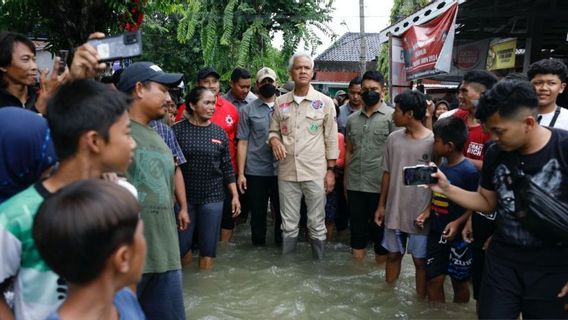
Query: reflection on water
182 224 477 319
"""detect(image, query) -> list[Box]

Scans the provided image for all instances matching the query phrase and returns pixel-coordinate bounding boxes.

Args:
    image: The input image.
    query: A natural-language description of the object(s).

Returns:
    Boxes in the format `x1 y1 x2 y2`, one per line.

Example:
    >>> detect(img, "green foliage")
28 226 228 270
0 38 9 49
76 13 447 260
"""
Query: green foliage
1 0 333 88
138 13 204 83
174 0 335 79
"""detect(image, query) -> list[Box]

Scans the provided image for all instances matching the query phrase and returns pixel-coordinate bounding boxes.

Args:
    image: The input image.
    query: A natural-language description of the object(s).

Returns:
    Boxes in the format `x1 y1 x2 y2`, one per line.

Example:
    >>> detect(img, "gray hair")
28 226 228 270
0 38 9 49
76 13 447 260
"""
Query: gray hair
288 52 314 72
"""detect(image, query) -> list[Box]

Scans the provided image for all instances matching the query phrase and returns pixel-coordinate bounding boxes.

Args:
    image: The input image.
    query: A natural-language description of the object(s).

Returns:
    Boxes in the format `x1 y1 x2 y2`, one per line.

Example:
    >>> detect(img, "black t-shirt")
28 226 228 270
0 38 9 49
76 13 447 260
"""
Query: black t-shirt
480 128 568 270
173 119 235 205
0 86 38 111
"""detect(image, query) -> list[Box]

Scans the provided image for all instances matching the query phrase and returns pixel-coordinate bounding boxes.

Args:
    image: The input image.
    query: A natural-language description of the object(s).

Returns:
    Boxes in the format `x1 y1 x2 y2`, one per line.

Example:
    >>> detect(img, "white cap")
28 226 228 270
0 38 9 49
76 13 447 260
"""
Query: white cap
256 67 277 82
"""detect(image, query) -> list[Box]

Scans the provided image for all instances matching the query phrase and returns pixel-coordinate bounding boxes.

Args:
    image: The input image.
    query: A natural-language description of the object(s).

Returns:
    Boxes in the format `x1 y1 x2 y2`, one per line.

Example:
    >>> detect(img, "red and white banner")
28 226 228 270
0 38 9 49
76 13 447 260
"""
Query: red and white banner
401 2 458 80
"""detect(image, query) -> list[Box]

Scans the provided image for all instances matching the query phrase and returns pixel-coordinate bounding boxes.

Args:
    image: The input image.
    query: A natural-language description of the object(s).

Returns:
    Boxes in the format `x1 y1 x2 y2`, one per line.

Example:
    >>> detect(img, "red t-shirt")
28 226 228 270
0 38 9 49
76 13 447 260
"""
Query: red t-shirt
210 96 239 171
453 109 491 160
175 103 187 122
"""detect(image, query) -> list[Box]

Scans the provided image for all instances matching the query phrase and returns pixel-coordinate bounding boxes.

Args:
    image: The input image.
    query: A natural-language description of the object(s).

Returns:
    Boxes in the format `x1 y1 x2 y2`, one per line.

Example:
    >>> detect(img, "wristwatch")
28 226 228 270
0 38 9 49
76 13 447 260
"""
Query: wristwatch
327 166 335 172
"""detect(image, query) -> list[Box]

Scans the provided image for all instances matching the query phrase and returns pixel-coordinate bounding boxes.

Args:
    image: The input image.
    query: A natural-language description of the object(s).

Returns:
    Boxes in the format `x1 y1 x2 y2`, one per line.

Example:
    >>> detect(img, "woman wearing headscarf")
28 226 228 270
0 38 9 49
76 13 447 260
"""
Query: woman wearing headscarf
0 107 57 203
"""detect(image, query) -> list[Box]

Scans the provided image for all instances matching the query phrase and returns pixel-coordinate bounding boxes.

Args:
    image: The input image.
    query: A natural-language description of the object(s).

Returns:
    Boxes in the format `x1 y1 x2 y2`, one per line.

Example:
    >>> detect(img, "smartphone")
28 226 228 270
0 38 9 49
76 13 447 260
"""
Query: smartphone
403 165 438 186
57 50 69 75
87 31 142 62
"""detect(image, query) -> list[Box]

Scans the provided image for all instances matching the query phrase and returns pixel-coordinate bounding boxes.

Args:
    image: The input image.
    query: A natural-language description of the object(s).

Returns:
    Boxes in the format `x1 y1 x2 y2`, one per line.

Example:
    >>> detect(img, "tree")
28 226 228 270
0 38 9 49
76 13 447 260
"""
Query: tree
138 12 204 83
1 0 334 84
0 0 136 50
377 0 429 86
171 0 334 80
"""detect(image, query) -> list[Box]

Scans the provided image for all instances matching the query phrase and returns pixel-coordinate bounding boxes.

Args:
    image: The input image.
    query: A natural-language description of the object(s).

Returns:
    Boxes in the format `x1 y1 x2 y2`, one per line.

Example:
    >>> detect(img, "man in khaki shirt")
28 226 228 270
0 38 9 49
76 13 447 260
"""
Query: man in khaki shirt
268 53 339 259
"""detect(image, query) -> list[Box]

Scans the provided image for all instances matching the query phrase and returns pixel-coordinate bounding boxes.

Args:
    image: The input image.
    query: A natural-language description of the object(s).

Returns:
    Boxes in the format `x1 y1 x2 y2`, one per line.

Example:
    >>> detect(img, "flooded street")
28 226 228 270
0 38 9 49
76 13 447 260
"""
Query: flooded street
182 224 477 319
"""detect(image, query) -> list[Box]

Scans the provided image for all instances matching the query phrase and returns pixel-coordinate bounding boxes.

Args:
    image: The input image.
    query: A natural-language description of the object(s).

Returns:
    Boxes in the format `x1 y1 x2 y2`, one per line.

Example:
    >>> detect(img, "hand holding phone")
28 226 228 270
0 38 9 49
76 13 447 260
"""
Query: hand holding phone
403 165 438 186
87 31 142 62
57 50 69 75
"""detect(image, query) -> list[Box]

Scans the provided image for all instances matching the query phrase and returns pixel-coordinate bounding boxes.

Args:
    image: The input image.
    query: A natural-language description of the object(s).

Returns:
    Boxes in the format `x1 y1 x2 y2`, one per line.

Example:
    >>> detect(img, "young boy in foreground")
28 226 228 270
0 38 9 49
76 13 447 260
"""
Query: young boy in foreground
427 117 479 303
34 179 146 319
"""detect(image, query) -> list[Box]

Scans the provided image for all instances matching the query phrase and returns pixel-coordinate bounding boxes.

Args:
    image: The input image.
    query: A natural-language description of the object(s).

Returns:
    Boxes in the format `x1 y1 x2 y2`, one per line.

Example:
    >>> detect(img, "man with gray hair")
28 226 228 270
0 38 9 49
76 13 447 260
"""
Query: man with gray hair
268 53 339 259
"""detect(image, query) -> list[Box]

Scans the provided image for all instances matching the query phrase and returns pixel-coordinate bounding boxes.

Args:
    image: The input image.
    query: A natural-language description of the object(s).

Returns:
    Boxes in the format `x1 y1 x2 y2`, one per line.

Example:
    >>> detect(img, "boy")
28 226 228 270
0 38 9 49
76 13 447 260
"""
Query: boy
0 79 135 320
374 89 433 297
528 58 568 130
427 117 479 303
33 180 145 320
431 79 568 318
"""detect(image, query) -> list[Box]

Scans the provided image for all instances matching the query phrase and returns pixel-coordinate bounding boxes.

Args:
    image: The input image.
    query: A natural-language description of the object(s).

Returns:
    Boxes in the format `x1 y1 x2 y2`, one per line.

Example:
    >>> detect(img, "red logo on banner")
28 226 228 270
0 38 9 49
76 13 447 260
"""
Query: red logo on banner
401 2 458 80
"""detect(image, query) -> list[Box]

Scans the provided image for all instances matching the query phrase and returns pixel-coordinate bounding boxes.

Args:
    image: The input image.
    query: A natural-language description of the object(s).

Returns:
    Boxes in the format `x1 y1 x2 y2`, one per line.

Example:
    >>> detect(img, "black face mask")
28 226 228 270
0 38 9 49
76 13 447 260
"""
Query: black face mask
361 90 380 106
258 84 277 98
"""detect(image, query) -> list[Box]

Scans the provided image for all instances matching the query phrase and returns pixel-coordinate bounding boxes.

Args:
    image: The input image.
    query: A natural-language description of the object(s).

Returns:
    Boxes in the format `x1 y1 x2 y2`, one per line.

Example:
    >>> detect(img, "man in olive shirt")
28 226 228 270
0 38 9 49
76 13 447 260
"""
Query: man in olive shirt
117 62 186 320
345 70 396 263
269 53 339 259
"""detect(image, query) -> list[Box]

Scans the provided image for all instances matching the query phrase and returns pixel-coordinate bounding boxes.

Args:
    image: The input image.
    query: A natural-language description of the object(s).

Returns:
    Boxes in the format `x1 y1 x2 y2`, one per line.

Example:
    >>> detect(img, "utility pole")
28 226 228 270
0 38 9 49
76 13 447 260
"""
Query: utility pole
359 0 367 75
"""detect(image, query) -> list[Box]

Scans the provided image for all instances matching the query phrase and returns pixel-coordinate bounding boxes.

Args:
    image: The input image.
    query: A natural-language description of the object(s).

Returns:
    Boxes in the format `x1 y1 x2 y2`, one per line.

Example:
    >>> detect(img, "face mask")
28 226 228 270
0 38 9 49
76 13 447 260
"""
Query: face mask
361 90 380 106
259 84 277 98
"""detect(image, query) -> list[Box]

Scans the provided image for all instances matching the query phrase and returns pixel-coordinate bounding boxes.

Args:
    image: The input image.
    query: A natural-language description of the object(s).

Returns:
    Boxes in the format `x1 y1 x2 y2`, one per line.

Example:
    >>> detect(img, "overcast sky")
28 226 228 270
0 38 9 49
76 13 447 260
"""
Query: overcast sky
273 0 395 56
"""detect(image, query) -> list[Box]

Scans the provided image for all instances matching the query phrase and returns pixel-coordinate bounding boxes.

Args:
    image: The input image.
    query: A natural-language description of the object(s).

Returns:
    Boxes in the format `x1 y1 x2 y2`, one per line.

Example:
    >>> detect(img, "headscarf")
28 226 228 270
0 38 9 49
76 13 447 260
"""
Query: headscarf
0 107 57 203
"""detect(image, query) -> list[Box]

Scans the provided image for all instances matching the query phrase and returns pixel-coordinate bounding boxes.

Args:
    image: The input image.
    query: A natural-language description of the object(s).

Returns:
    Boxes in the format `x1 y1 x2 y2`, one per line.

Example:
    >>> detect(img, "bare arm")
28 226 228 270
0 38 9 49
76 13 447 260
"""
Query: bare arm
324 159 337 193
374 171 390 225
431 169 497 214
237 140 248 193
444 210 472 241
227 182 241 217
0 280 14 320
174 166 189 230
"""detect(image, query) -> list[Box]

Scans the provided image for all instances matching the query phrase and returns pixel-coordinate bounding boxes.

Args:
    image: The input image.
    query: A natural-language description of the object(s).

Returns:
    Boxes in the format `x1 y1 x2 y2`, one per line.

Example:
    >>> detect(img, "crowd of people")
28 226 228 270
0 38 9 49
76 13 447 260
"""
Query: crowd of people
0 29 567 320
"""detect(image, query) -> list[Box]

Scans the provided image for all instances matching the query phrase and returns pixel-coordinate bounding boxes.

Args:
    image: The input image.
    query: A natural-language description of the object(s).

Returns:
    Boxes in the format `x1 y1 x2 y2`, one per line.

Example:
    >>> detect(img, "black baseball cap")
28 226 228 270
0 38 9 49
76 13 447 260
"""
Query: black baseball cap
117 62 183 93
197 67 221 82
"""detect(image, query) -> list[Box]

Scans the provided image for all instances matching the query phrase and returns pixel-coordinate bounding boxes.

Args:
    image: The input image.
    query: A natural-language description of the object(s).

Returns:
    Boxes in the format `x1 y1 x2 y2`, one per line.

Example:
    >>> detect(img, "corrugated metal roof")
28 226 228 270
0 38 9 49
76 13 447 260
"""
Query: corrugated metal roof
315 32 382 62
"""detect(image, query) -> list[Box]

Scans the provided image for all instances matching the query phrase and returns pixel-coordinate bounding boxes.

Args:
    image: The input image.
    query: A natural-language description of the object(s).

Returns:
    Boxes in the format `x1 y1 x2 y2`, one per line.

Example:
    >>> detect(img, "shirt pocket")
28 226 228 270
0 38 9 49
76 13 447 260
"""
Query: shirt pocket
373 128 390 142
305 112 325 135
280 113 291 136
348 128 362 147
250 114 268 136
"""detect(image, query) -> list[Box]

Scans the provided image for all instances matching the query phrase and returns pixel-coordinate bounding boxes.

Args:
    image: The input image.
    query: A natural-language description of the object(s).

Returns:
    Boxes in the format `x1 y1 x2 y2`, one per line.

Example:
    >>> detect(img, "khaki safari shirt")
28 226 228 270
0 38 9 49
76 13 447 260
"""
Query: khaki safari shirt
269 85 339 182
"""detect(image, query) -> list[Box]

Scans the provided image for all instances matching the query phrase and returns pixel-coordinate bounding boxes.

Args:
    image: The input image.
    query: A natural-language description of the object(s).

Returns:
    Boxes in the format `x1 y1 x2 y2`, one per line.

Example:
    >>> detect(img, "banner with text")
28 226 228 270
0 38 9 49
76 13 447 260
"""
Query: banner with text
401 2 458 80
486 38 517 71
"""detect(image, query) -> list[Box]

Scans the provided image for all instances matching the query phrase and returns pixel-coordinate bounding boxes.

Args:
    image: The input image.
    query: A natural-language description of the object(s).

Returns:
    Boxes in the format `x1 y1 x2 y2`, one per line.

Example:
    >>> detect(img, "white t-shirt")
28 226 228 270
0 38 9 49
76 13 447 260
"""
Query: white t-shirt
538 106 568 130
438 108 457 119
293 95 306 105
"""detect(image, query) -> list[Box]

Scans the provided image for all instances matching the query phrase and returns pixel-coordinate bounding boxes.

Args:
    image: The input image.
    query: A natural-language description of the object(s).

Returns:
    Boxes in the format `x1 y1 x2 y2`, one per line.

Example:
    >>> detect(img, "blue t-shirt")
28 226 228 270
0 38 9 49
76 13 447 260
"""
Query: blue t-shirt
45 288 145 320
431 158 479 233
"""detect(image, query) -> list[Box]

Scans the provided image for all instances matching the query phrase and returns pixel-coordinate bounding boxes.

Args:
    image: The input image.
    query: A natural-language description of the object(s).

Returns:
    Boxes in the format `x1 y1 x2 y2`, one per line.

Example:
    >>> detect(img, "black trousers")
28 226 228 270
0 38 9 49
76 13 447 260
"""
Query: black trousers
347 190 388 254
479 253 568 319
246 175 282 245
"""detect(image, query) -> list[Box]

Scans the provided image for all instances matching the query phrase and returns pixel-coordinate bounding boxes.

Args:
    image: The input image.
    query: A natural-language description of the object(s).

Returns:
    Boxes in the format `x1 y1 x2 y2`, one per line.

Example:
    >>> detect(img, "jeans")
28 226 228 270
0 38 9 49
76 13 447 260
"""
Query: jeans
179 201 223 257
246 175 281 245
137 270 185 320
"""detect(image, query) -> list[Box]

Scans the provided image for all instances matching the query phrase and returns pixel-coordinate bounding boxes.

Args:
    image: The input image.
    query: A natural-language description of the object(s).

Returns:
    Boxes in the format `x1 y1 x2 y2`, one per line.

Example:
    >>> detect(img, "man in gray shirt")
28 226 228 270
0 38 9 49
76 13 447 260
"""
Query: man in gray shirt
345 71 396 264
224 67 257 110
338 76 363 134
236 67 281 246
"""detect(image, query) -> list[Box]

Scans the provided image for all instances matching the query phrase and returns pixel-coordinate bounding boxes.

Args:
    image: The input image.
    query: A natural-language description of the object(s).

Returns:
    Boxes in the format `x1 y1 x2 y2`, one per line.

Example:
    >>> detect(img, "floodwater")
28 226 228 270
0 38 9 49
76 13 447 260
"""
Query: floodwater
181 223 477 319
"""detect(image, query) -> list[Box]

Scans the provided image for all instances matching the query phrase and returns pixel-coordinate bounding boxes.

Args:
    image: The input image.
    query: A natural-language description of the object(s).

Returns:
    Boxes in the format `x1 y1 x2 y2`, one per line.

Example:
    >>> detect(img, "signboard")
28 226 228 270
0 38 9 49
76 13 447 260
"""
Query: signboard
390 35 410 102
400 2 458 80
486 38 517 70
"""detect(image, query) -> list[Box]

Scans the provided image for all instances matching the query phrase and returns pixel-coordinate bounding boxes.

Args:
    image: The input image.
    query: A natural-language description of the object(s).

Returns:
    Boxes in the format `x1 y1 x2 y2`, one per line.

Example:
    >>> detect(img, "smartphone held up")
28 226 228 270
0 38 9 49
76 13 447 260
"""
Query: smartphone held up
403 165 438 186
87 31 142 62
